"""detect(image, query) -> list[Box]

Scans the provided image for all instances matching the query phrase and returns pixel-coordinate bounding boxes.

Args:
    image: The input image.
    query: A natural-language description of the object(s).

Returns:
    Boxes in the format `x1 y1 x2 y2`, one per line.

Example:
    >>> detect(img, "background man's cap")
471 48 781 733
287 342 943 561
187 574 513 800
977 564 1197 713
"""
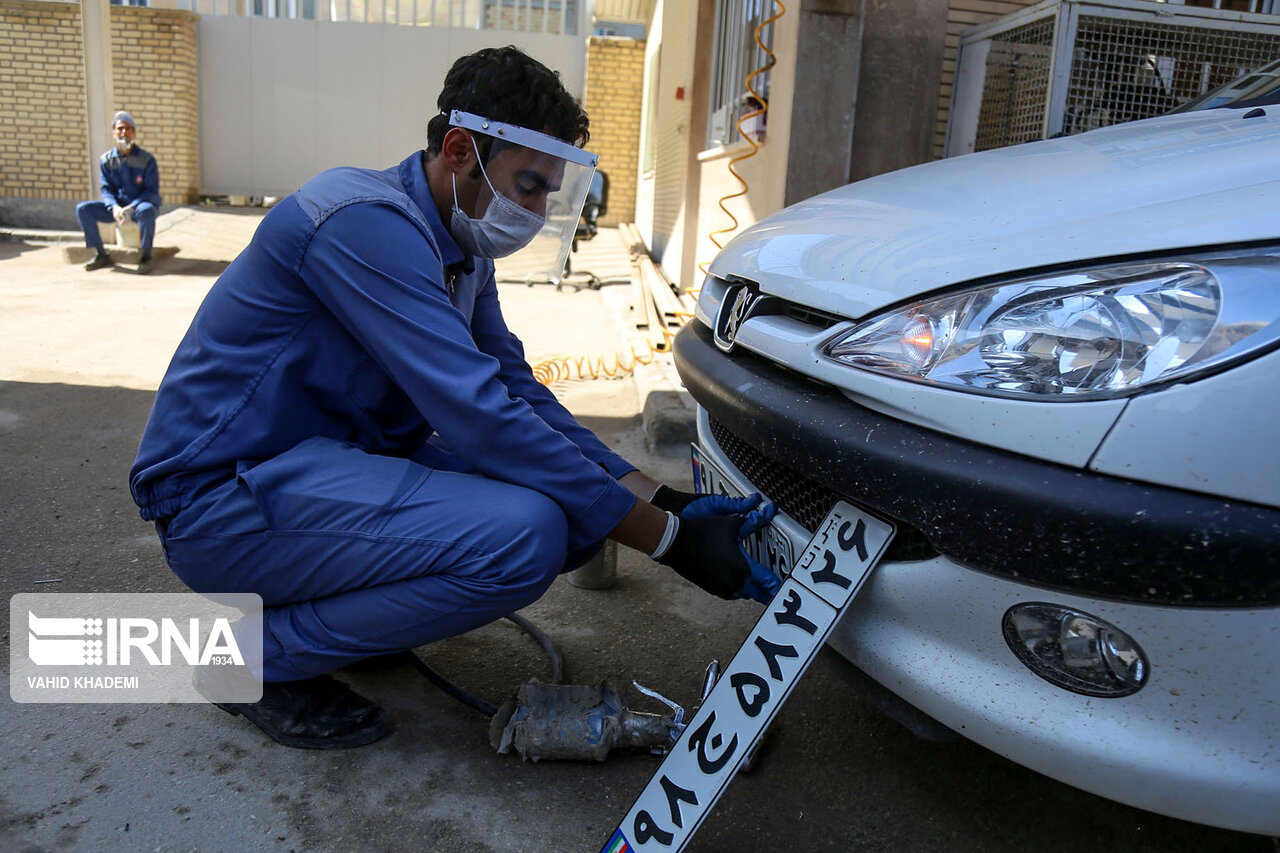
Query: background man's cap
112 111 135 129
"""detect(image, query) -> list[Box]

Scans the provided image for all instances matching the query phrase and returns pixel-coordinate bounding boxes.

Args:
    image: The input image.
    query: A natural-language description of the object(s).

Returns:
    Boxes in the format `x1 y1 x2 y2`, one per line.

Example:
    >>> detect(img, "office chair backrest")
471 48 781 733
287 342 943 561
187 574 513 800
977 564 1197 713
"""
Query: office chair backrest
577 171 609 243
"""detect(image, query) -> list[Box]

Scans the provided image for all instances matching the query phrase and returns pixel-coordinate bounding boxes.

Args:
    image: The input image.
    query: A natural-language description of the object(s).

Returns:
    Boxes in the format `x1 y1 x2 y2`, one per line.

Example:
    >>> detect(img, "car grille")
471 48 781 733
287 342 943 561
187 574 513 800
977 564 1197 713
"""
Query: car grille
781 303 844 330
708 417 937 561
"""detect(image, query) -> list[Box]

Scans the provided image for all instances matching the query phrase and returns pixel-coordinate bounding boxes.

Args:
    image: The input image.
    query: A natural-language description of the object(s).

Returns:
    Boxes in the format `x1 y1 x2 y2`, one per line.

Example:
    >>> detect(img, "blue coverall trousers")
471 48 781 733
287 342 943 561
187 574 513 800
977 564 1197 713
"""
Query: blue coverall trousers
76 200 158 253
158 437 583 682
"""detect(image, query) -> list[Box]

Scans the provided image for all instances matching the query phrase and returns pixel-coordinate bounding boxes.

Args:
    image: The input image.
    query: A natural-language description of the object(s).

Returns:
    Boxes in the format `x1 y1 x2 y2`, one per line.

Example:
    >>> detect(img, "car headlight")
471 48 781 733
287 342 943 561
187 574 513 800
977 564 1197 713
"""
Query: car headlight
822 248 1280 400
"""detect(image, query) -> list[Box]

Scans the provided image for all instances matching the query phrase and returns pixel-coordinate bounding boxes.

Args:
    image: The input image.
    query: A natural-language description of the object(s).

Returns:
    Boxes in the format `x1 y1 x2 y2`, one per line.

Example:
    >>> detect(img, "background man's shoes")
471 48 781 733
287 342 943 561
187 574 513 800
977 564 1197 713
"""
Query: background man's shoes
206 674 391 750
137 256 154 275
84 253 114 271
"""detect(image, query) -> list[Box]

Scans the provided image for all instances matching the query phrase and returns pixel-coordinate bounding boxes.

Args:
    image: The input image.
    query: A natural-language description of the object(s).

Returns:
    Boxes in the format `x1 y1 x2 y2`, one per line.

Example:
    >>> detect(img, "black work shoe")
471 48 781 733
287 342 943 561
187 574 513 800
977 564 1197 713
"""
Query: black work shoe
84 252 114 271
136 256 154 275
208 675 391 750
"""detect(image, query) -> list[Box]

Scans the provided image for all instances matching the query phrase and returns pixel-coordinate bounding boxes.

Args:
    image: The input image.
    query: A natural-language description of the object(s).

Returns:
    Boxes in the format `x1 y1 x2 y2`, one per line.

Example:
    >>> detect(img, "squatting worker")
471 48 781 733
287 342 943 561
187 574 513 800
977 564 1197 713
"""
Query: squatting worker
77 111 161 275
129 47 779 750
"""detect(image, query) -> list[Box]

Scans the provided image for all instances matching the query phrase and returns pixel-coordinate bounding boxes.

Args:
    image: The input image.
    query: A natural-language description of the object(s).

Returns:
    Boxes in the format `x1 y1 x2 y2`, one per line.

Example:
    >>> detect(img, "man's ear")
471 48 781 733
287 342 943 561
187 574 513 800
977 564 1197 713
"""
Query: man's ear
440 128 476 175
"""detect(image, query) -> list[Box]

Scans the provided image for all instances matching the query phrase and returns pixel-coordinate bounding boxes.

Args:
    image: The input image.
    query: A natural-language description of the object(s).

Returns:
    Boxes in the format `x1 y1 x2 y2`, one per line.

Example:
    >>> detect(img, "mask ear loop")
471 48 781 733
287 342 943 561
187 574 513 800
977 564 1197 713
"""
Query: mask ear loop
470 136 501 198
453 135 502 219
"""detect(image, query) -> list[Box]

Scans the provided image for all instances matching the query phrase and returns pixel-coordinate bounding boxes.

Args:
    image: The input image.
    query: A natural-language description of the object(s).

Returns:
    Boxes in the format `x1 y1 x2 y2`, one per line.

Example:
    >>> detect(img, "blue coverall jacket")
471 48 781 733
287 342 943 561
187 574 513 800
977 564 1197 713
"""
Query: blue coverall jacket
130 152 639 680
99 145 160 208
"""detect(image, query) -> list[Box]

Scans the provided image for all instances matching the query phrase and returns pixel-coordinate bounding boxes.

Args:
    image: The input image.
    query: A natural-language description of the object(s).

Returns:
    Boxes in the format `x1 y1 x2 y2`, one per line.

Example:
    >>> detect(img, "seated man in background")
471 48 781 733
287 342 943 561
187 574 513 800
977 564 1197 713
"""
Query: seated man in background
77 110 161 275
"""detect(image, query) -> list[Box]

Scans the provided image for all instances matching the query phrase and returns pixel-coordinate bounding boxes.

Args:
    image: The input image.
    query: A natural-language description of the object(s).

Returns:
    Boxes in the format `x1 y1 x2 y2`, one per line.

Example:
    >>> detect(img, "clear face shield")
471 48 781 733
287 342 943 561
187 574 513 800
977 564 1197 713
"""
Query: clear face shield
448 110 598 274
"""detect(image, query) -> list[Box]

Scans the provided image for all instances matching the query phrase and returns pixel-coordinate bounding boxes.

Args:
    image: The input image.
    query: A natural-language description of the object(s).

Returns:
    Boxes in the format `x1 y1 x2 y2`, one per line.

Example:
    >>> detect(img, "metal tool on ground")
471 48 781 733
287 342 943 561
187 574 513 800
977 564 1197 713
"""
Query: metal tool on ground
414 605 716 764
602 501 895 852
489 679 689 762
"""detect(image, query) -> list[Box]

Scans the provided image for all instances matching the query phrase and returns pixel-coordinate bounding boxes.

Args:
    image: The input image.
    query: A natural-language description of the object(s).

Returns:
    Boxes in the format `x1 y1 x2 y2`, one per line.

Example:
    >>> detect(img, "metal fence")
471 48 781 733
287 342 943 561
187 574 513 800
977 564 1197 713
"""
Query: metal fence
948 0 1280 156
1063 12 1280 131
972 16 1056 152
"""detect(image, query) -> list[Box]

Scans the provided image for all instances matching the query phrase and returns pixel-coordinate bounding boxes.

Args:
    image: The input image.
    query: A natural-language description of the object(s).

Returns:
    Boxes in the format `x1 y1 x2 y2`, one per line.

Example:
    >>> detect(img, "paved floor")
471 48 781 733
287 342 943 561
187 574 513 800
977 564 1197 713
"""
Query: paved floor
1 208 1274 852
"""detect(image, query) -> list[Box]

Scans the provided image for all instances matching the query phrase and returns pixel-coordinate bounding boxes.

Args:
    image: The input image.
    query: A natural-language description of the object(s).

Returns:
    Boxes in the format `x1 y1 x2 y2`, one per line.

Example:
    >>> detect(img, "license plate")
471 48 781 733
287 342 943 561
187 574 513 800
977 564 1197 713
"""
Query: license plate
691 446 794 578
606 501 895 852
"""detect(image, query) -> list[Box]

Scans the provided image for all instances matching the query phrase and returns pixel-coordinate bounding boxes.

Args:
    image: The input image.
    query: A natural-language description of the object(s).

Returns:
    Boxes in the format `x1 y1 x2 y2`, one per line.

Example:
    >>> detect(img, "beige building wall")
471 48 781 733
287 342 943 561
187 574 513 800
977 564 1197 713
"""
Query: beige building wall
584 35 644 228
0 0 89 201
111 6 200 205
642 0 698 271
0 0 198 223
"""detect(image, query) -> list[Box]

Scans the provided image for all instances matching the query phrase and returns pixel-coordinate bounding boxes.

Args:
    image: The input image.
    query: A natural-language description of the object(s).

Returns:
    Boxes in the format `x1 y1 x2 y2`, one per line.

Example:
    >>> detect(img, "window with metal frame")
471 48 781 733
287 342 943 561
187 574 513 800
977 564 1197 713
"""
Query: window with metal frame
705 0 776 149
640 46 661 174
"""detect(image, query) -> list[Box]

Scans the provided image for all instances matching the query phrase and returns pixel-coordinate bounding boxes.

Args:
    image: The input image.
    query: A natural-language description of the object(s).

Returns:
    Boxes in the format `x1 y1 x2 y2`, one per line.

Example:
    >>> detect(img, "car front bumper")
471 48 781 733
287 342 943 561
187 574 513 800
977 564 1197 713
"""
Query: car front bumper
676 321 1280 834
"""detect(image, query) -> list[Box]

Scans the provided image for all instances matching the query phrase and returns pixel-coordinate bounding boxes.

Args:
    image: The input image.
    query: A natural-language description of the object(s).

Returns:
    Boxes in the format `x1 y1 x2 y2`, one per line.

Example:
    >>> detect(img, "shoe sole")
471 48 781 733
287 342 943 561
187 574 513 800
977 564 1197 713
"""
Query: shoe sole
212 701 392 750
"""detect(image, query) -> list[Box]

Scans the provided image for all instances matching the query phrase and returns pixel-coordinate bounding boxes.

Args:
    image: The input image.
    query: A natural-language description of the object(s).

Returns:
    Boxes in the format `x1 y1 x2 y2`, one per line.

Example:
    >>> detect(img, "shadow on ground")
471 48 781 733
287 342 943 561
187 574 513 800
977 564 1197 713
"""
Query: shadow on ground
0 240 55 260
136 257 230 277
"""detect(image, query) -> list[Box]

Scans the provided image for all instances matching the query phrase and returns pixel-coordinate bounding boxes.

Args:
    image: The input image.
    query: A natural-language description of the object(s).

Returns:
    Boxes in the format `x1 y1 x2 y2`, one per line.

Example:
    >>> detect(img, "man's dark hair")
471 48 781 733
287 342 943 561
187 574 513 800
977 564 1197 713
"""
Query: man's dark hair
426 46 589 159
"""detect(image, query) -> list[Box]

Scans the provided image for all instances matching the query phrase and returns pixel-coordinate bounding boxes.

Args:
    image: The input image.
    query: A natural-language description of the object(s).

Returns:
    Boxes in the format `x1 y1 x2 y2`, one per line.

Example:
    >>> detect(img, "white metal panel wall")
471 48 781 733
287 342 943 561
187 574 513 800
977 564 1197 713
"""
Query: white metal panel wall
198 17 587 196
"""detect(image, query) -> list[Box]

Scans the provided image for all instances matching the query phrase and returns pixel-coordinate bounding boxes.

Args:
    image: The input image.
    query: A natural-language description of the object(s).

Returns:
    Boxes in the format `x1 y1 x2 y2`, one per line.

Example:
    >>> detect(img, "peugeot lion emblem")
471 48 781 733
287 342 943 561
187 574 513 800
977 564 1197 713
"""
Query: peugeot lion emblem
714 283 760 352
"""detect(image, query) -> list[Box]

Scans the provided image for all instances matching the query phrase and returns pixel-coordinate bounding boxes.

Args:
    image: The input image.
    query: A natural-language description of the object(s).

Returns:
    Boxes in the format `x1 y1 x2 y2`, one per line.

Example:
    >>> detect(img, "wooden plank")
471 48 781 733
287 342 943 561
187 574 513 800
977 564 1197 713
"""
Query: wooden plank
640 256 685 327
617 221 647 256
630 257 650 330
618 222 653 330
639 265 668 350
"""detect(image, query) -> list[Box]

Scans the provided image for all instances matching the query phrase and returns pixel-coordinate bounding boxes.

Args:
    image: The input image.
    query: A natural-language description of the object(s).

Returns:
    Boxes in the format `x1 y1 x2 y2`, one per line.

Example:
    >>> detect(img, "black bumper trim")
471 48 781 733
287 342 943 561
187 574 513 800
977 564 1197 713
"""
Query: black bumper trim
674 321 1280 606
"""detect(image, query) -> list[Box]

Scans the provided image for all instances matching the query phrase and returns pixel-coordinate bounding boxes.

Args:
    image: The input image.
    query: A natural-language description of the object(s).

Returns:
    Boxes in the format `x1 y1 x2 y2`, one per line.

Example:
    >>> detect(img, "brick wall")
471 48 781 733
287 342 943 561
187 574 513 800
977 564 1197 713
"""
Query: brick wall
0 0 89 201
584 35 644 227
0 0 198 212
111 6 200 204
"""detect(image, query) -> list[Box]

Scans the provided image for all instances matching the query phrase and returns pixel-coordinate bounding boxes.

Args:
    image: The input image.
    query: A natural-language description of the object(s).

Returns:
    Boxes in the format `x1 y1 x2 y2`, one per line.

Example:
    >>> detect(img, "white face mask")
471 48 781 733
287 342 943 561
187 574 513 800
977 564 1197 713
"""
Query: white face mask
449 140 544 259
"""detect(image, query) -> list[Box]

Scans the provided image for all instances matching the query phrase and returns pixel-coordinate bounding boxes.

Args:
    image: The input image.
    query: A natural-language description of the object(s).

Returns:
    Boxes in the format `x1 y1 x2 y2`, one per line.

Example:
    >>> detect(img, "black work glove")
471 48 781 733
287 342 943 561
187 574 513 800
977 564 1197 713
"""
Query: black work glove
655 494 780 602
650 484 701 515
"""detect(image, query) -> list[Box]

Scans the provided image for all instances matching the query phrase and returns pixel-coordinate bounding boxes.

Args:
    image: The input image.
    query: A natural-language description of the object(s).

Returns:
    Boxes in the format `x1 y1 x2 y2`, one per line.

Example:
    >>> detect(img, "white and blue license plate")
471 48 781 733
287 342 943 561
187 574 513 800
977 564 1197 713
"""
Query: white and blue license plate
605 499 895 852
691 445 794 578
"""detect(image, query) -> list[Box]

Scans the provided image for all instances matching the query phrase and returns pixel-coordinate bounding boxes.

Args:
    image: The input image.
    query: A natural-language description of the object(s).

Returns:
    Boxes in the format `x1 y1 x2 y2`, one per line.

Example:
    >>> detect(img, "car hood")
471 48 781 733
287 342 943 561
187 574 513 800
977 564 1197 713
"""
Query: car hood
709 109 1280 318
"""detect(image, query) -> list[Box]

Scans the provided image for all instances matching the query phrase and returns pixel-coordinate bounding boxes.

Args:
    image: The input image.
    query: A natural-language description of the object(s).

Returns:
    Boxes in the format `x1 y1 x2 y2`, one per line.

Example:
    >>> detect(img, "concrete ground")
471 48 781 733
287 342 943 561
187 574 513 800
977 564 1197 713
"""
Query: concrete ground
1 208 1274 852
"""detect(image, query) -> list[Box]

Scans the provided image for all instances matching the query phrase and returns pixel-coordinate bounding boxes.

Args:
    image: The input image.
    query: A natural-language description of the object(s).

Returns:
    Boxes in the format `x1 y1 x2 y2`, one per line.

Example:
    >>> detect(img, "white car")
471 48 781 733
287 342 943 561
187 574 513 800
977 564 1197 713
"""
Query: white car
674 72 1280 835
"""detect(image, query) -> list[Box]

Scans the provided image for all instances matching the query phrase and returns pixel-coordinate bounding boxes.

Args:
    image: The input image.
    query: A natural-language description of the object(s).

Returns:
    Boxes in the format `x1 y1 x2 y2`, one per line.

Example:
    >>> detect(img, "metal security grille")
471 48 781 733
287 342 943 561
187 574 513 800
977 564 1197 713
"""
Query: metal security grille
1063 15 1280 133
707 417 937 562
973 18 1056 151
948 0 1280 157
706 0 776 147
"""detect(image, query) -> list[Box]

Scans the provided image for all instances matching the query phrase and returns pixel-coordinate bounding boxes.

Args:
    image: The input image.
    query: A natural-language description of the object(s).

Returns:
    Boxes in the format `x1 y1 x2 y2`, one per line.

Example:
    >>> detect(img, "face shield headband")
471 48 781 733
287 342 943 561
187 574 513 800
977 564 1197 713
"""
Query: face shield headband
447 110 598 274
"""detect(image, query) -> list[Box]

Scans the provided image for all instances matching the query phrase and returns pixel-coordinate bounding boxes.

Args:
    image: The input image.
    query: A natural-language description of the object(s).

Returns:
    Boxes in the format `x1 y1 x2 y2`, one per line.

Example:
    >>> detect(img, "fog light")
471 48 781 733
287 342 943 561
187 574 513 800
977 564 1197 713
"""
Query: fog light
1002 603 1148 697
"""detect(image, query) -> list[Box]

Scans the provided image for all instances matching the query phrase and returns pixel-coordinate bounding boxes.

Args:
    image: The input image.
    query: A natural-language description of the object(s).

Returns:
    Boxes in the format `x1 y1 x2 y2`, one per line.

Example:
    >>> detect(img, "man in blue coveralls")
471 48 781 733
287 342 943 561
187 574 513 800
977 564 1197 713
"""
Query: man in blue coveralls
77 111 161 275
130 47 778 749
